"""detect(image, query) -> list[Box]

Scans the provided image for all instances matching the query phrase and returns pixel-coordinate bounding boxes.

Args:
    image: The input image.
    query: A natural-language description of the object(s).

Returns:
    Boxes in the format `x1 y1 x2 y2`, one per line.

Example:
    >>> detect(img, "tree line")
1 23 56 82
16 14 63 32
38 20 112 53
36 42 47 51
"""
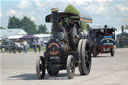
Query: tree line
0 16 49 34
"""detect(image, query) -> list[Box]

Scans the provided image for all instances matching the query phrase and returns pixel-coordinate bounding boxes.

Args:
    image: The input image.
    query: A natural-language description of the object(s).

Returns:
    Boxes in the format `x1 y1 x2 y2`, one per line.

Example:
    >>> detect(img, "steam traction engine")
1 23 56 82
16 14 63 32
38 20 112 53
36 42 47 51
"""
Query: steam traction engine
36 8 91 79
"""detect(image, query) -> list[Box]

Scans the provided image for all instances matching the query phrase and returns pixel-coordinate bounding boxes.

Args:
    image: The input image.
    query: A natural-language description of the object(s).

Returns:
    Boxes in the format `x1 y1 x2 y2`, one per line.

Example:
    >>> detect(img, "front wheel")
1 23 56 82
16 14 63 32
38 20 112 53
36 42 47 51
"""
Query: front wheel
36 56 45 79
111 48 114 56
67 55 75 79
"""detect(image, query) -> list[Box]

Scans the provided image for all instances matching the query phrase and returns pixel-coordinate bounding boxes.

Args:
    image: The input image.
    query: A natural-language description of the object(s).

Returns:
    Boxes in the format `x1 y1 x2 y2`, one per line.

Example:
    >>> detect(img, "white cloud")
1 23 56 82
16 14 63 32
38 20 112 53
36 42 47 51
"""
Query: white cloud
66 0 113 6
116 3 128 23
82 1 110 15
94 0 113 1
66 0 91 6
6 9 25 18
117 4 128 12
0 11 2 16
7 9 16 16
17 0 31 9
34 0 43 7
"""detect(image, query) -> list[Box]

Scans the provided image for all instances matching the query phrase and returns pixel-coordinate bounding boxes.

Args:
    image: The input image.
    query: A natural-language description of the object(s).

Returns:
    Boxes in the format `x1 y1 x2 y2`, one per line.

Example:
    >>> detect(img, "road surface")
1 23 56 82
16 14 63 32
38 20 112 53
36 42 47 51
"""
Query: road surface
1 48 128 85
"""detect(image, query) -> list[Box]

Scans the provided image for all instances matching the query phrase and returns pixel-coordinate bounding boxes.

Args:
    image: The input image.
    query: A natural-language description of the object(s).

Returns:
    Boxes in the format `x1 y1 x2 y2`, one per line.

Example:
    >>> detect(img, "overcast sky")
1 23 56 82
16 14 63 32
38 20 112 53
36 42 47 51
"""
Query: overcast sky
0 0 128 31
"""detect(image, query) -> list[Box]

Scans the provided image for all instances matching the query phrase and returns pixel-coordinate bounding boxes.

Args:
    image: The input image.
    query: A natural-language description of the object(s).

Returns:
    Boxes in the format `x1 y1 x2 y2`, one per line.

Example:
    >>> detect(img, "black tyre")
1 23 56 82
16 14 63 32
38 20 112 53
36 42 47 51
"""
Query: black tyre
78 39 84 75
111 48 114 56
93 47 97 57
67 55 75 79
81 39 91 75
47 65 59 76
36 56 45 79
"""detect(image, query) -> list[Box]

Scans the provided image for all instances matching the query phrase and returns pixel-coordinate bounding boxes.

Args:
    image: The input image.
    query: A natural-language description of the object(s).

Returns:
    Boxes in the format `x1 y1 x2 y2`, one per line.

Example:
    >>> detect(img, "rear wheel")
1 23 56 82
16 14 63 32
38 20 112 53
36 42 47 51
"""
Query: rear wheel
36 56 45 79
81 39 91 75
67 55 75 79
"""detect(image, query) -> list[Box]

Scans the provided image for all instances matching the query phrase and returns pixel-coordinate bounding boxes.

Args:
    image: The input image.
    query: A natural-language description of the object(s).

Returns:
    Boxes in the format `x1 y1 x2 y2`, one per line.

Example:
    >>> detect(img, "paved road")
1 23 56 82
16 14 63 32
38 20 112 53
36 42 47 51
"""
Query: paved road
1 48 128 85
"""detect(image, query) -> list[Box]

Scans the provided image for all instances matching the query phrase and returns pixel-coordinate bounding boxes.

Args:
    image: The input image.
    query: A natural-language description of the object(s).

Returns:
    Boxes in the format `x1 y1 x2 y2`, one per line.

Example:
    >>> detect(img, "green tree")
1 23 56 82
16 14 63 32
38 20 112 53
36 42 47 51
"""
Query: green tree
8 16 21 29
64 4 88 31
20 16 37 34
81 21 87 30
64 4 80 15
38 24 48 34
0 26 5 29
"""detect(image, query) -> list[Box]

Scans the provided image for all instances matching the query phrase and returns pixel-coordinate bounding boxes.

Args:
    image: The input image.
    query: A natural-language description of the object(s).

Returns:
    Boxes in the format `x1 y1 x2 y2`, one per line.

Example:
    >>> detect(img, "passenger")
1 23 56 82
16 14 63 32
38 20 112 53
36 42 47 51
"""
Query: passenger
69 19 75 28
58 17 66 33
96 30 103 38
66 19 75 33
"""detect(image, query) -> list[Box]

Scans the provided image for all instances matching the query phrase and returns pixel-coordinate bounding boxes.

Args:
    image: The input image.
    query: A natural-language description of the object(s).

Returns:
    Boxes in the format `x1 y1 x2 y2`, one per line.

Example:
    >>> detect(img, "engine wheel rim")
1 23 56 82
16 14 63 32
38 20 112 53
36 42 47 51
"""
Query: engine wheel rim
85 53 91 71
70 59 75 73
39 59 44 76
81 40 91 74
36 56 45 79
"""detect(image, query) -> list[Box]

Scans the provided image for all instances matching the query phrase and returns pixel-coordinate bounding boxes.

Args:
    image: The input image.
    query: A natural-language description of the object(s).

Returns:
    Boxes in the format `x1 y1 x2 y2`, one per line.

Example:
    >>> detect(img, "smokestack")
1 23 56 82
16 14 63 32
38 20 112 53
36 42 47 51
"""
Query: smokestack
121 25 124 33
51 8 58 38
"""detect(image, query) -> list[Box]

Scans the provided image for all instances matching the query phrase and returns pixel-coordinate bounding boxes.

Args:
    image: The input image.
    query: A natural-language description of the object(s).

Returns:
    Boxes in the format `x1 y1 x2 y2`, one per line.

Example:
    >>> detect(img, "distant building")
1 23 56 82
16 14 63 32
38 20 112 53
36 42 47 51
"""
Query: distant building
0 29 27 39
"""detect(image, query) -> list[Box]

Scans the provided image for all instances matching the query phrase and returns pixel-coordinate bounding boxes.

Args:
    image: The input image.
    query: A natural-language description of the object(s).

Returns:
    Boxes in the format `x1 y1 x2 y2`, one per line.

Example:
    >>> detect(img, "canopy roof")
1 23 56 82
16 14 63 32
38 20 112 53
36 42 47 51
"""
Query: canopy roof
45 12 92 23
45 12 80 22
80 14 92 23
90 27 116 32
8 35 23 39
20 35 39 40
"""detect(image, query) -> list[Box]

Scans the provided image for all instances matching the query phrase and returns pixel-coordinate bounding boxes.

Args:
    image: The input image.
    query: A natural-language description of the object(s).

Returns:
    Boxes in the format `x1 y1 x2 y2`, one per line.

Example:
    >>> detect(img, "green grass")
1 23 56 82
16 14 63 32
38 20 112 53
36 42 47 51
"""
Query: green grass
0 46 46 53
27 46 46 52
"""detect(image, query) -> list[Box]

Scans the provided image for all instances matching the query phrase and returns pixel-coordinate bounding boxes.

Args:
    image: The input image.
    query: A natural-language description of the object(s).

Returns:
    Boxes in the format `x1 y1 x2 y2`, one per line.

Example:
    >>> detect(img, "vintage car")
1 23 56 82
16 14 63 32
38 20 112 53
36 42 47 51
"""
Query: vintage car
0 39 23 53
36 8 92 79
88 25 116 57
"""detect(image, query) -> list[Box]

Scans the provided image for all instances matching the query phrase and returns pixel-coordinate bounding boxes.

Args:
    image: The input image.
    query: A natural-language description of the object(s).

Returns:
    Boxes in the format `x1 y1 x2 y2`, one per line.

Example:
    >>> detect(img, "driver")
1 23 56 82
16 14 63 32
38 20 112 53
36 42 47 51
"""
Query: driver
59 17 66 28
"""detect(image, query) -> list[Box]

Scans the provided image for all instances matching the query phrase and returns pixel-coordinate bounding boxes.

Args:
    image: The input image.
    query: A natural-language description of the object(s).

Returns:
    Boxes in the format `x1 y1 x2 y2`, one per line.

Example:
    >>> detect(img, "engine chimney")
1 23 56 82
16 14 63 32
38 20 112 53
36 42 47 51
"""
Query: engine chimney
51 8 58 38
121 25 124 33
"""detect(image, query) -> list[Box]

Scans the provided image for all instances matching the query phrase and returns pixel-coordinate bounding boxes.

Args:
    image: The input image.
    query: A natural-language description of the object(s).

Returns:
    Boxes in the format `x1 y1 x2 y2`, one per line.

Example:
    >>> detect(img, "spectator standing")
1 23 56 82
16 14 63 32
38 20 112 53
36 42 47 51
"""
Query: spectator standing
15 41 22 53
32 39 37 52
23 40 28 53
41 40 44 47
37 40 41 52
